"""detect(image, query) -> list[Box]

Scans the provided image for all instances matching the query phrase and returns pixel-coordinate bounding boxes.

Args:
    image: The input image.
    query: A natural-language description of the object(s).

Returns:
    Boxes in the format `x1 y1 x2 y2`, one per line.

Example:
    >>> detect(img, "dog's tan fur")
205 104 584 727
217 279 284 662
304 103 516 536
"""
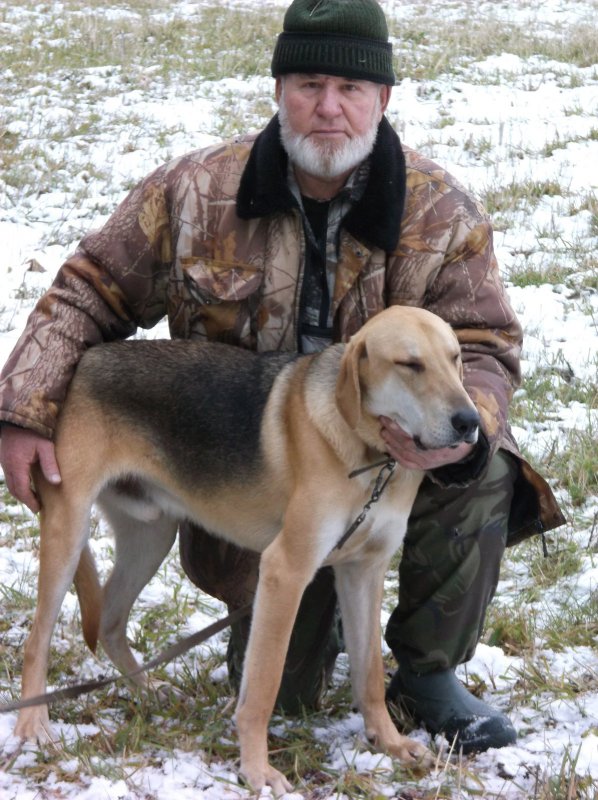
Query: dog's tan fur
15 306 479 795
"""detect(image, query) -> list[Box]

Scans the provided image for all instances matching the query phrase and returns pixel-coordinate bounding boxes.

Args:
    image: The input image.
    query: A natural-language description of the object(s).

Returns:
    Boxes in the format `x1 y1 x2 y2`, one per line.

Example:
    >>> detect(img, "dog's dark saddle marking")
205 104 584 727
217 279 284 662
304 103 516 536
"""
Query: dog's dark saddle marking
78 340 298 485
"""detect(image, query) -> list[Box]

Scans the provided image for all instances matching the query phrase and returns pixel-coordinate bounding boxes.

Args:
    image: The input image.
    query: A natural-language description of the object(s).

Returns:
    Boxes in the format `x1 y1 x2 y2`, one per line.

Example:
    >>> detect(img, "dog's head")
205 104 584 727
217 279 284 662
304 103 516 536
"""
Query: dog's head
336 307 480 450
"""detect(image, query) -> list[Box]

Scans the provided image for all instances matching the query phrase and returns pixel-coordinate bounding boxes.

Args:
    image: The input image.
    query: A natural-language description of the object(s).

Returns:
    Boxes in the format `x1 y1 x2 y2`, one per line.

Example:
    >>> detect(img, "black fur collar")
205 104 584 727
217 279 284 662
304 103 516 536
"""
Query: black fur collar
236 115 406 253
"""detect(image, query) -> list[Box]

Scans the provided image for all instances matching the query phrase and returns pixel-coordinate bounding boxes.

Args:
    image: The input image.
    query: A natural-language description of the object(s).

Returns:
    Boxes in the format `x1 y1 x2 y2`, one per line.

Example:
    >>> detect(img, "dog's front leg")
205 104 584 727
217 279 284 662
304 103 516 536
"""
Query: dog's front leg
235 530 322 796
334 558 434 767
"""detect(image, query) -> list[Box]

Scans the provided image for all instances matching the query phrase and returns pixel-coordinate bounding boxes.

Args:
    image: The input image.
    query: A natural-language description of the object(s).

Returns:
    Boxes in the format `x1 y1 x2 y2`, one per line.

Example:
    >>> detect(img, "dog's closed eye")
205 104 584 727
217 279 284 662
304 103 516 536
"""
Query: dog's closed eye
395 360 424 373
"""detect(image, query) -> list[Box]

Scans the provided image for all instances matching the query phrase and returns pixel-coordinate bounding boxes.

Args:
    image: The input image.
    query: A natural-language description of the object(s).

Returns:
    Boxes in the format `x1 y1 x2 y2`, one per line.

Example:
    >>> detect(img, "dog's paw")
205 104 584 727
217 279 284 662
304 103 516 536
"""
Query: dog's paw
240 761 293 797
14 708 56 744
387 736 435 769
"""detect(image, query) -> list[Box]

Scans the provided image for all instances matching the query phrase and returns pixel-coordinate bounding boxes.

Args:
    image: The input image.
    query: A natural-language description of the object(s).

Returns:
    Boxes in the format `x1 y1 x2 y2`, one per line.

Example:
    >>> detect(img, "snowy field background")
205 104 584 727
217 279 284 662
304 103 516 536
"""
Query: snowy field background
0 1 597 798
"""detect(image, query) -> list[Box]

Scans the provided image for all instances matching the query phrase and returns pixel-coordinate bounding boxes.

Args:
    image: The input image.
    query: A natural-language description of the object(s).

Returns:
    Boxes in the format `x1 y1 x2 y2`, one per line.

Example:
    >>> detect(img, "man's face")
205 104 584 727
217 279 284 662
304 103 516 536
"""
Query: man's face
276 74 390 182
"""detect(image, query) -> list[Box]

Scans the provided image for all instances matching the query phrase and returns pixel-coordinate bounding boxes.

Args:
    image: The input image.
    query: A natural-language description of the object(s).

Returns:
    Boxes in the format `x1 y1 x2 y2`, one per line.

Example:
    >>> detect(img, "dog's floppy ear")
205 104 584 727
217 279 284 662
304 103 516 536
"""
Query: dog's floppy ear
336 337 367 429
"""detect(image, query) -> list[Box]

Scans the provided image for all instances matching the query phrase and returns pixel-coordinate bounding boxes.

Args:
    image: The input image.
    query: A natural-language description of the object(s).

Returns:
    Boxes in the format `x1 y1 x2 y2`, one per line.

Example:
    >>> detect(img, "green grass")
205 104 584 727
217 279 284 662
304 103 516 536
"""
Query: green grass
510 362 597 508
481 179 566 216
0 3 281 90
390 15 598 82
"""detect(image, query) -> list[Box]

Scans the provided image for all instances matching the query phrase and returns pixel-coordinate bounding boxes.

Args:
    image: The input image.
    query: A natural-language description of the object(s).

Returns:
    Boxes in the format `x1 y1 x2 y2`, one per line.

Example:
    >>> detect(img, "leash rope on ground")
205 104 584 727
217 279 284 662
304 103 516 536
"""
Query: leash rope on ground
0 603 252 714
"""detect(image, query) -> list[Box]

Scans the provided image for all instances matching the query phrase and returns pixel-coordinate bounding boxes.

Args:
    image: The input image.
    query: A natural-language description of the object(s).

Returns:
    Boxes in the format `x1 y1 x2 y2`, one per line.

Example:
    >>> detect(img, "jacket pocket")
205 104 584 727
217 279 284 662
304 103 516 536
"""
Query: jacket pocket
179 258 264 346
182 258 264 305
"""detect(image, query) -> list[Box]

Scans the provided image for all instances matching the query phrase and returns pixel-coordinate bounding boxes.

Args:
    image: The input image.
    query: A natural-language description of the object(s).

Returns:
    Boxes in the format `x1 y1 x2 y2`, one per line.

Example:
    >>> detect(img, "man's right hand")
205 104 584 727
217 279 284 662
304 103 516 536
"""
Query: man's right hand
0 426 61 513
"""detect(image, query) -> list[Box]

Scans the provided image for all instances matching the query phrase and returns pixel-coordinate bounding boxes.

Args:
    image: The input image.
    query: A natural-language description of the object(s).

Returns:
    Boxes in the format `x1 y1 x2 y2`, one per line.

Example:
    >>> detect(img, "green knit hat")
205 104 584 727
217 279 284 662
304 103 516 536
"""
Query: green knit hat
271 0 395 86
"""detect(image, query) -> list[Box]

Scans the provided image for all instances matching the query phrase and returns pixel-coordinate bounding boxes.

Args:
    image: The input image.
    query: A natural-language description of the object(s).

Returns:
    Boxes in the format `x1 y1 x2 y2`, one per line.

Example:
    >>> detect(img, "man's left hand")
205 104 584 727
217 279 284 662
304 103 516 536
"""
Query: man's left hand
379 416 474 471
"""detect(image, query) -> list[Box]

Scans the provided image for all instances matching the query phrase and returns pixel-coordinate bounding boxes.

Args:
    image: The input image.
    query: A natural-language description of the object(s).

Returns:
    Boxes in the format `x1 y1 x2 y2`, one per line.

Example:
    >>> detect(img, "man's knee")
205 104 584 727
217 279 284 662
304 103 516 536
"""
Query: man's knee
406 449 518 545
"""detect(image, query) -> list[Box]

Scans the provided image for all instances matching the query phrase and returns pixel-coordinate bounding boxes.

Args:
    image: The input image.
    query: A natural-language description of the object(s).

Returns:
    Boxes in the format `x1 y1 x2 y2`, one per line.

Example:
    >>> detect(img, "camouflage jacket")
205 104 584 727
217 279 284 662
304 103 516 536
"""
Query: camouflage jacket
0 115 564 541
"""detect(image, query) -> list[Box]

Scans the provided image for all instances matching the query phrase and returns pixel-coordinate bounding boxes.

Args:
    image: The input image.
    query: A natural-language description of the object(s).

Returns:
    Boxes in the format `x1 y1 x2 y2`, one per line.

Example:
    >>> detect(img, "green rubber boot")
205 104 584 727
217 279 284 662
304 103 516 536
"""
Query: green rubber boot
386 665 516 753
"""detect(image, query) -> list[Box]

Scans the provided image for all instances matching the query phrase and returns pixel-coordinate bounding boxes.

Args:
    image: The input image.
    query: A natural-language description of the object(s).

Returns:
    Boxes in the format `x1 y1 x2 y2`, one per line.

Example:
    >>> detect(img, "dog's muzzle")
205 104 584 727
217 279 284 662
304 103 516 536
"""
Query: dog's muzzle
414 407 480 451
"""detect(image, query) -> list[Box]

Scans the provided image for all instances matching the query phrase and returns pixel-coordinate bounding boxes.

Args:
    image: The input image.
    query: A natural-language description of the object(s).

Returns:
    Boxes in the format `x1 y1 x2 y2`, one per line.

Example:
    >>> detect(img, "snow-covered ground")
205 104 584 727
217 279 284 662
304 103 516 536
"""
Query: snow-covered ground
0 1 596 797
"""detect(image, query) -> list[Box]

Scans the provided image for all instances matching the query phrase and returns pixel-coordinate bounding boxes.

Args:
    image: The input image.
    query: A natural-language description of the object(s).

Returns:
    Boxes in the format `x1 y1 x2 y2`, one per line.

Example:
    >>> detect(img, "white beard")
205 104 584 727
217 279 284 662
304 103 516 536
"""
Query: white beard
278 94 380 181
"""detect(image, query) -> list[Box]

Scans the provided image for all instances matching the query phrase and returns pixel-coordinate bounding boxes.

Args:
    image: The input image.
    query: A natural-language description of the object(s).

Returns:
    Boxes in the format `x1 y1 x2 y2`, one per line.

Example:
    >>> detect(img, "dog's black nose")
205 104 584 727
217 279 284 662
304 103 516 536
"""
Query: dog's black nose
451 408 480 441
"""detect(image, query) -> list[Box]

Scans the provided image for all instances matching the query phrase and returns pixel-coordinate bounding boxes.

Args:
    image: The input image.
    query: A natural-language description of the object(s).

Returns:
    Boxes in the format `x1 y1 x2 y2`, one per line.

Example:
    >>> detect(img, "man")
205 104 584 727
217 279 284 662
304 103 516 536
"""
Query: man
0 0 564 755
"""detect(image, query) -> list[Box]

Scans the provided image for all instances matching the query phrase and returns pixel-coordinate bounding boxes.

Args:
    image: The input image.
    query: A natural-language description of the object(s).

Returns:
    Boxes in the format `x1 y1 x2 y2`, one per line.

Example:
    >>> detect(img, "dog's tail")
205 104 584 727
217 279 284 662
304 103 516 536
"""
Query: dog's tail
73 544 102 653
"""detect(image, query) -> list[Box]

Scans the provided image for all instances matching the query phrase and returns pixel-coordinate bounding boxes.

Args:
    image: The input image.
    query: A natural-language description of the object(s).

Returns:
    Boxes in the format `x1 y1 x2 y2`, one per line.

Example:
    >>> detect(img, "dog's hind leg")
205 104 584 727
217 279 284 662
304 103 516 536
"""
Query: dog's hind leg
97 502 177 691
15 474 93 742
334 558 434 767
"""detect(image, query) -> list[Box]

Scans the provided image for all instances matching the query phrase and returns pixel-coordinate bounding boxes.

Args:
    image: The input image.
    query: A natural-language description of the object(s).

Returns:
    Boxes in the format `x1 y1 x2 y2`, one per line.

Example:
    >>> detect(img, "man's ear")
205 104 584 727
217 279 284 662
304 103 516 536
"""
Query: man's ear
379 84 392 116
275 76 283 105
336 338 367 429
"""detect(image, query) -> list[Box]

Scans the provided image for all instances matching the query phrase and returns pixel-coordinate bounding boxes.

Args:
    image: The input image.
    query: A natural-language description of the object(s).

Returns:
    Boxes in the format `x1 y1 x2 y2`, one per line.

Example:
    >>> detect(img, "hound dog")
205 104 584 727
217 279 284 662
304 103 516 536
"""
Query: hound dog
15 306 479 795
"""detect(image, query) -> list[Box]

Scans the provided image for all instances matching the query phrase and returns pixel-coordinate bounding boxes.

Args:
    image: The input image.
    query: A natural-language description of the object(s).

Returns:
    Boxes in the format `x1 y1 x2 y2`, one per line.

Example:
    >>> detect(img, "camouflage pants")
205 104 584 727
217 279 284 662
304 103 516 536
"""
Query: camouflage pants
179 450 518 711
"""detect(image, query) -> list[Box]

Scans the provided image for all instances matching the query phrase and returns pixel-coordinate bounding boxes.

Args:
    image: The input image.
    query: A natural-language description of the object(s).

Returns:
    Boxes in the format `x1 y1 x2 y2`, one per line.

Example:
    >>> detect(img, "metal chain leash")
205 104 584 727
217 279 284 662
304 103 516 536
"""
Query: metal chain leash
335 459 397 550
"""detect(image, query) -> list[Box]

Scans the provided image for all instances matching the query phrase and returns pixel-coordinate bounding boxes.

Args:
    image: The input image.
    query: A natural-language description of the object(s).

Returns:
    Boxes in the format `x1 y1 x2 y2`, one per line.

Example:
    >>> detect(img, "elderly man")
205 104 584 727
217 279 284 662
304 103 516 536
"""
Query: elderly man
0 0 563 754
